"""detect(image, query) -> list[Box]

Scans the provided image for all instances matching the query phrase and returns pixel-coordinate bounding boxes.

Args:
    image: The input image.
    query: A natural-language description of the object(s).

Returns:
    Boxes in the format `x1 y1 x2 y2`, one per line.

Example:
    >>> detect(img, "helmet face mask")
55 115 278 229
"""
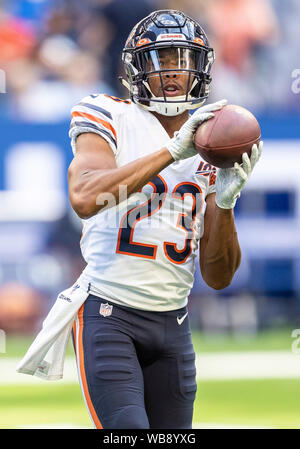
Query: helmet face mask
121 10 215 116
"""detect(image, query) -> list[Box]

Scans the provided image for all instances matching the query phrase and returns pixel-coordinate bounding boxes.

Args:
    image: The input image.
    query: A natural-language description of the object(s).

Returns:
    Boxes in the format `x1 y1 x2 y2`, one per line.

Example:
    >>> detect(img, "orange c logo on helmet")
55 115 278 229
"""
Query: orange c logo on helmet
194 38 205 46
137 38 150 47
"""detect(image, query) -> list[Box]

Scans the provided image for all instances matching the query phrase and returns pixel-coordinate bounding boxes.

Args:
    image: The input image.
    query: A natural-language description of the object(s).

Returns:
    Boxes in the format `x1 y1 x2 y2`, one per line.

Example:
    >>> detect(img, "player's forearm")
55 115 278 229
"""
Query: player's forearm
200 206 241 290
69 147 173 218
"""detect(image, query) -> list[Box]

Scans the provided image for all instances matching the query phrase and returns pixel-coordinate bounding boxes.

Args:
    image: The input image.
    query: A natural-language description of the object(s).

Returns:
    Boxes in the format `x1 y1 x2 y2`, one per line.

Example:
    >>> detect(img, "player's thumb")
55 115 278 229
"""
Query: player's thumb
192 112 214 130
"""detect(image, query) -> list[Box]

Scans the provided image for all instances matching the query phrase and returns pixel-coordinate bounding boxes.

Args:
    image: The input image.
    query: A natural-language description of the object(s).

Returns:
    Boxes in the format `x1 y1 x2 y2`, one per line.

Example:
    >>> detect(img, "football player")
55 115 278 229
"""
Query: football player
68 10 262 429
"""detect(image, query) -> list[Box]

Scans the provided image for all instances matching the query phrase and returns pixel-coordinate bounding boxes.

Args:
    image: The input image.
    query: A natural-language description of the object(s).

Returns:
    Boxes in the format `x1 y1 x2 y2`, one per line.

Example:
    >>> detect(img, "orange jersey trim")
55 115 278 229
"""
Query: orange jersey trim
71 111 117 140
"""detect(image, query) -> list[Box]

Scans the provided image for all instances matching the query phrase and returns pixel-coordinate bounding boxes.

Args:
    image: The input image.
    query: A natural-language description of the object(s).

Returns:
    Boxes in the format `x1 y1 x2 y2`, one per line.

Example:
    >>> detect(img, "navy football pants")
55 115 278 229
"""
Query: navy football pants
72 295 197 429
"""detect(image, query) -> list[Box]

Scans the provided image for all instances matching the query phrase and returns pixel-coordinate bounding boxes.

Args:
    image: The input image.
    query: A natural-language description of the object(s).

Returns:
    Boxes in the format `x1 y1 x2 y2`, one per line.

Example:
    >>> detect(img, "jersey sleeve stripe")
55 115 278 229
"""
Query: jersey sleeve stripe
78 102 113 120
70 121 117 148
71 111 117 140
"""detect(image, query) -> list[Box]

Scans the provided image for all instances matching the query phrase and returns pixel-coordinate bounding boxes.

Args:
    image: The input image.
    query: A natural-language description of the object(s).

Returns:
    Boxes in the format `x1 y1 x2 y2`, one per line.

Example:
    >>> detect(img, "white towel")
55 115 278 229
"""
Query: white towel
16 282 90 380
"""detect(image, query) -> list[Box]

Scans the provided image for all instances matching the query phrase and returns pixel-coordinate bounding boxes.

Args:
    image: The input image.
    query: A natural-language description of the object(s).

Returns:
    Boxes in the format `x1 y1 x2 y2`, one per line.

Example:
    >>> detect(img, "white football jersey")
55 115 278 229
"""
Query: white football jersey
69 94 216 311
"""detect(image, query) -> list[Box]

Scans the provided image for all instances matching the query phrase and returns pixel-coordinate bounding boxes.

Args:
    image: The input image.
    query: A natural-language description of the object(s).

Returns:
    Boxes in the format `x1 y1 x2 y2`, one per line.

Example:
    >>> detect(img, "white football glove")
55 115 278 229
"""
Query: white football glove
165 99 228 161
215 141 263 209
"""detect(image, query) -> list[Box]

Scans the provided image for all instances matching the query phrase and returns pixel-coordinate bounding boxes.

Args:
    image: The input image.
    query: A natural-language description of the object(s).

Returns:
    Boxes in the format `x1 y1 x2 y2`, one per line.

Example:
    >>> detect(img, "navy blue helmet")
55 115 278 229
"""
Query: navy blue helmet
121 10 215 116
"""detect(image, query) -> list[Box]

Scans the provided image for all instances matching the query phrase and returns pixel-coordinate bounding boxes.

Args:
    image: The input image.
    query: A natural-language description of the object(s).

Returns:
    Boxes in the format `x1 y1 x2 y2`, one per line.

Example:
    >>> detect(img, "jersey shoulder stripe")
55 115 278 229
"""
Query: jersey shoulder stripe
78 101 113 120
71 110 117 140
69 94 118 155
69 121 117 148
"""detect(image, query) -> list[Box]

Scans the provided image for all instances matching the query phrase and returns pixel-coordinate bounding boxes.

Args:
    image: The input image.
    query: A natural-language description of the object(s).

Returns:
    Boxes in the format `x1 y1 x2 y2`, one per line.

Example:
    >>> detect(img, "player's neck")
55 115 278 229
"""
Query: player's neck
151 110 190 138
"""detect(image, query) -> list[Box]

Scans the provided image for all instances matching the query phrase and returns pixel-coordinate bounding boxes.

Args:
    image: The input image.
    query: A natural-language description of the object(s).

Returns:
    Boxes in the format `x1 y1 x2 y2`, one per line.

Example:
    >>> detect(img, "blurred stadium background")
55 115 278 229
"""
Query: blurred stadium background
0 0 300 429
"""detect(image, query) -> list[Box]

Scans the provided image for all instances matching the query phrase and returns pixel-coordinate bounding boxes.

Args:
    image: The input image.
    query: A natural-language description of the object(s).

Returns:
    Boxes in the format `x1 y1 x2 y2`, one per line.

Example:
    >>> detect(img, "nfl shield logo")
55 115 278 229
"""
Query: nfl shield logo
99 303 113 317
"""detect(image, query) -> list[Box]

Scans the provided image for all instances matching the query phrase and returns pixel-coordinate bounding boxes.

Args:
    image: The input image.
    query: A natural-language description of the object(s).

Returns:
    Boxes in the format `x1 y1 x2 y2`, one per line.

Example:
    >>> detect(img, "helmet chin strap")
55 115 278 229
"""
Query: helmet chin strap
141 79 204 117
120 77 206 116
149 99 193 116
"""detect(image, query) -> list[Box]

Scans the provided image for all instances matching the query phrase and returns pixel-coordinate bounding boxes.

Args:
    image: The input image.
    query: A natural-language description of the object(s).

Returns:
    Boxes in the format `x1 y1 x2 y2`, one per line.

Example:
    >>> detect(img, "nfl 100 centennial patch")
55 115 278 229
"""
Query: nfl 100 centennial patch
99 302 113 317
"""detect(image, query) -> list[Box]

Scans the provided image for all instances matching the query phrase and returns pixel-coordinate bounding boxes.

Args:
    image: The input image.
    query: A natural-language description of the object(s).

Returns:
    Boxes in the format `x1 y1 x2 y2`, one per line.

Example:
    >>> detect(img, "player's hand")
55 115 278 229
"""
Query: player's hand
215 141 263 209
165 99 227 161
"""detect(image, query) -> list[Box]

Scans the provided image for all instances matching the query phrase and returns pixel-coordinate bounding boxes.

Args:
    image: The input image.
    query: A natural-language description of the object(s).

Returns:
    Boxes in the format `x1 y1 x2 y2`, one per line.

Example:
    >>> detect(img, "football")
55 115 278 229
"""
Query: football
194 104 261 168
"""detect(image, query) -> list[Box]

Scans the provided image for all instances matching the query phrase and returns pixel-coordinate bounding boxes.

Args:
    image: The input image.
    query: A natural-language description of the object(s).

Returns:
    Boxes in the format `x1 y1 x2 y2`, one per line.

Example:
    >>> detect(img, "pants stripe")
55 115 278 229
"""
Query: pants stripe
75 304 103 429
72 321 77 355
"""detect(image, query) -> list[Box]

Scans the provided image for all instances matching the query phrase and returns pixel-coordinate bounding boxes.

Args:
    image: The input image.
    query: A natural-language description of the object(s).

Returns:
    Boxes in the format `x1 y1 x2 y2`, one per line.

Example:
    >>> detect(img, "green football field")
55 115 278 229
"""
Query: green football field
1 328 300 429
1 379 300 429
